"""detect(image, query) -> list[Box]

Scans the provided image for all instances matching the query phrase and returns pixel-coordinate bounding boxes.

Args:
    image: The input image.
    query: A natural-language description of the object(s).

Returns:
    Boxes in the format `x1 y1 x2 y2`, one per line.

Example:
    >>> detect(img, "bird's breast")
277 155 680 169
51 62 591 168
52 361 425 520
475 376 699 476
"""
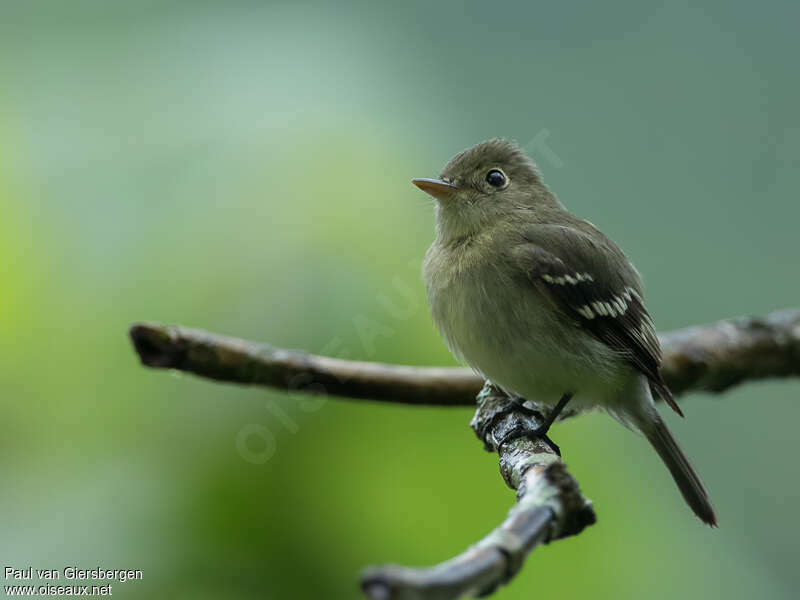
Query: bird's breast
424 241 625 406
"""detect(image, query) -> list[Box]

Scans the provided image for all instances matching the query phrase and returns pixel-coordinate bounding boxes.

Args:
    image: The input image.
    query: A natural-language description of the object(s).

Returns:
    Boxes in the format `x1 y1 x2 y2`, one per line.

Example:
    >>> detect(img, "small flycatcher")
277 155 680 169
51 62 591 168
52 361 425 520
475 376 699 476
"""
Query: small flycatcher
414 139 716 526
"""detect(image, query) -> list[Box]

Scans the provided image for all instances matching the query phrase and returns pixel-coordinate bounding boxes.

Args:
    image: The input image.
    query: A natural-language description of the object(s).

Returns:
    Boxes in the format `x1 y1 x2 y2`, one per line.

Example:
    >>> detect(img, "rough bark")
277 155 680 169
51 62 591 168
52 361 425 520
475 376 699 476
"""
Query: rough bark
127 307 800 599
361 384 595 600
130 308 800 408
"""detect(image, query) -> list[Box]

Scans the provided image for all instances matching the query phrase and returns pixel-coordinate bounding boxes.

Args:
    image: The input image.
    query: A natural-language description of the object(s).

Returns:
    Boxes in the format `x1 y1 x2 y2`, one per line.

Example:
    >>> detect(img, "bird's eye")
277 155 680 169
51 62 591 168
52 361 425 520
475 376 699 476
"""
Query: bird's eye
485 169 507 188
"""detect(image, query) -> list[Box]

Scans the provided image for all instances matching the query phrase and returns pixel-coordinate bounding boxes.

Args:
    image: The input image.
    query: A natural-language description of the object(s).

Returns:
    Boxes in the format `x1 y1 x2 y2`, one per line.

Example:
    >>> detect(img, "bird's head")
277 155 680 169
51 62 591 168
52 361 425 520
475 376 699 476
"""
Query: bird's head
413 139 558 240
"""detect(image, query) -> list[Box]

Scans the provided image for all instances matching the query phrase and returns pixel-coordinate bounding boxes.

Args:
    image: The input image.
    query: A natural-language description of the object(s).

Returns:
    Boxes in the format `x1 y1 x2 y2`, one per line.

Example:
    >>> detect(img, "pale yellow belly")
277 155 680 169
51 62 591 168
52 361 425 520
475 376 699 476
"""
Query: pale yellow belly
429 263 631 412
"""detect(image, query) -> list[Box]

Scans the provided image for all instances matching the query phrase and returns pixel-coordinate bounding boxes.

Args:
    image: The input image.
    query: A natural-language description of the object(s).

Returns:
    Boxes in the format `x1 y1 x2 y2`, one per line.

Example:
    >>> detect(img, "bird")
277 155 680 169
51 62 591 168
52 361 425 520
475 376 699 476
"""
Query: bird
413 138 716 526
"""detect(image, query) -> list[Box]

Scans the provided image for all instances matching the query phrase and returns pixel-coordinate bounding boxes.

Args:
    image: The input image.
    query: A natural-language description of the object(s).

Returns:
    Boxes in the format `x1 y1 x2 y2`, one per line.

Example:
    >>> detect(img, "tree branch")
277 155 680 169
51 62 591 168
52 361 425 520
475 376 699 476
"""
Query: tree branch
361 383 595 600
129 308 800 406
127 308 800 599
659 308 800 394
129 323 481 405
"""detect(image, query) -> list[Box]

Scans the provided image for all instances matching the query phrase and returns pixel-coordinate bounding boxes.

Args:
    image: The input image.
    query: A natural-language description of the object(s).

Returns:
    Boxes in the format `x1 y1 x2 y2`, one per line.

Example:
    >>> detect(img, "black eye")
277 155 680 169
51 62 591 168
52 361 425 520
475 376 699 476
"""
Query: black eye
485 169 507 188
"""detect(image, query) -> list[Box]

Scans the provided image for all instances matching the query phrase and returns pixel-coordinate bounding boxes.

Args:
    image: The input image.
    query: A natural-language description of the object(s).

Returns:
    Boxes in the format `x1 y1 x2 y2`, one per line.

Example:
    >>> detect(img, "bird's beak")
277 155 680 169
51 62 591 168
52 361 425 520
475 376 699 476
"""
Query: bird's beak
412 178 459 202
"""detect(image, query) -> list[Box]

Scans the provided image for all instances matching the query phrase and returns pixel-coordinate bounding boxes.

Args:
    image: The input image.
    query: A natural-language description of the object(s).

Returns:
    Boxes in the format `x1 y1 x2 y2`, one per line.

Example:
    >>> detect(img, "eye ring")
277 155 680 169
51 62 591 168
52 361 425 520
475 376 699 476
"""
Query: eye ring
485 168 508 188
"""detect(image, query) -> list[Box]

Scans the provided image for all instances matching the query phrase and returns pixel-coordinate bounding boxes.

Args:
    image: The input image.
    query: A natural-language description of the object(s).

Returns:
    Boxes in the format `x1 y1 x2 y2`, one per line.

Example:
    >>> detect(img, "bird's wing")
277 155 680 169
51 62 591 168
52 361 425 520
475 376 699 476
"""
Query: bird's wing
513 223 682 416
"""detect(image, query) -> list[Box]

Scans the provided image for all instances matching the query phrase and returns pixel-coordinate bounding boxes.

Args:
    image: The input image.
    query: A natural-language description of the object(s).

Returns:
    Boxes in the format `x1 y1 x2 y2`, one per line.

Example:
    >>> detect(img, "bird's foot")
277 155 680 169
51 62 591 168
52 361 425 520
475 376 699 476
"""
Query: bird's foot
477 396 543 446
497 423 561 457
478 392 573 457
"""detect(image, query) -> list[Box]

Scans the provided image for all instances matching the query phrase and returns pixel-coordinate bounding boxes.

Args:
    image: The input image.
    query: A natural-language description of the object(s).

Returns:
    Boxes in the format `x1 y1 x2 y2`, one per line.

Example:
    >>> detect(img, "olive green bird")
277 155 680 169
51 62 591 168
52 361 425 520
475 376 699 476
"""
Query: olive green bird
414 139 716 526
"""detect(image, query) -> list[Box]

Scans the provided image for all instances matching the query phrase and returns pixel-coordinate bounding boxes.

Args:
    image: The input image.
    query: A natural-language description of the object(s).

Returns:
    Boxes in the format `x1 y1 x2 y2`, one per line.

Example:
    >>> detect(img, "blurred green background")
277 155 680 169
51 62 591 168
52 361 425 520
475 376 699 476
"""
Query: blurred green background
2 0 799 598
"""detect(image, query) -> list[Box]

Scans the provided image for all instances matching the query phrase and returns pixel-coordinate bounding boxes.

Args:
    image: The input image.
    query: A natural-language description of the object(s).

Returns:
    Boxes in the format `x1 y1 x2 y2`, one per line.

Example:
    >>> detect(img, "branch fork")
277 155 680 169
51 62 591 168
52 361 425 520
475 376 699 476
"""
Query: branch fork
128 308 800 599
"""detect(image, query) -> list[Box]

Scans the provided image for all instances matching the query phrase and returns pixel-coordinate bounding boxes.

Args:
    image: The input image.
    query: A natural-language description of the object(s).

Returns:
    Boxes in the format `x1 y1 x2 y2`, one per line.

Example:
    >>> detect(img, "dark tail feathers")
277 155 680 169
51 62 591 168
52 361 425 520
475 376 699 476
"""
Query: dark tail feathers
643 416 717 526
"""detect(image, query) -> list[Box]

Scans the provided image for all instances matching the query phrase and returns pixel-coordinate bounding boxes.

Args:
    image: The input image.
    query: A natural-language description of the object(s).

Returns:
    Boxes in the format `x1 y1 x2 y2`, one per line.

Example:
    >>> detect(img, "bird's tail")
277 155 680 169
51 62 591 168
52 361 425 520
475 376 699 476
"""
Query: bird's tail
640 415 717 526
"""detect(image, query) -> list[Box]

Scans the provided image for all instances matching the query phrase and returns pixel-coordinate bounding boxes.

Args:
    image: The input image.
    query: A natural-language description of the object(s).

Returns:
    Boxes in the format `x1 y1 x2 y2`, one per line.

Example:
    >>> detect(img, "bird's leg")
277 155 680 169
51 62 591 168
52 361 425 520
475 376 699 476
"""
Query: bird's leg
536 392 573 434
497 393 573 457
